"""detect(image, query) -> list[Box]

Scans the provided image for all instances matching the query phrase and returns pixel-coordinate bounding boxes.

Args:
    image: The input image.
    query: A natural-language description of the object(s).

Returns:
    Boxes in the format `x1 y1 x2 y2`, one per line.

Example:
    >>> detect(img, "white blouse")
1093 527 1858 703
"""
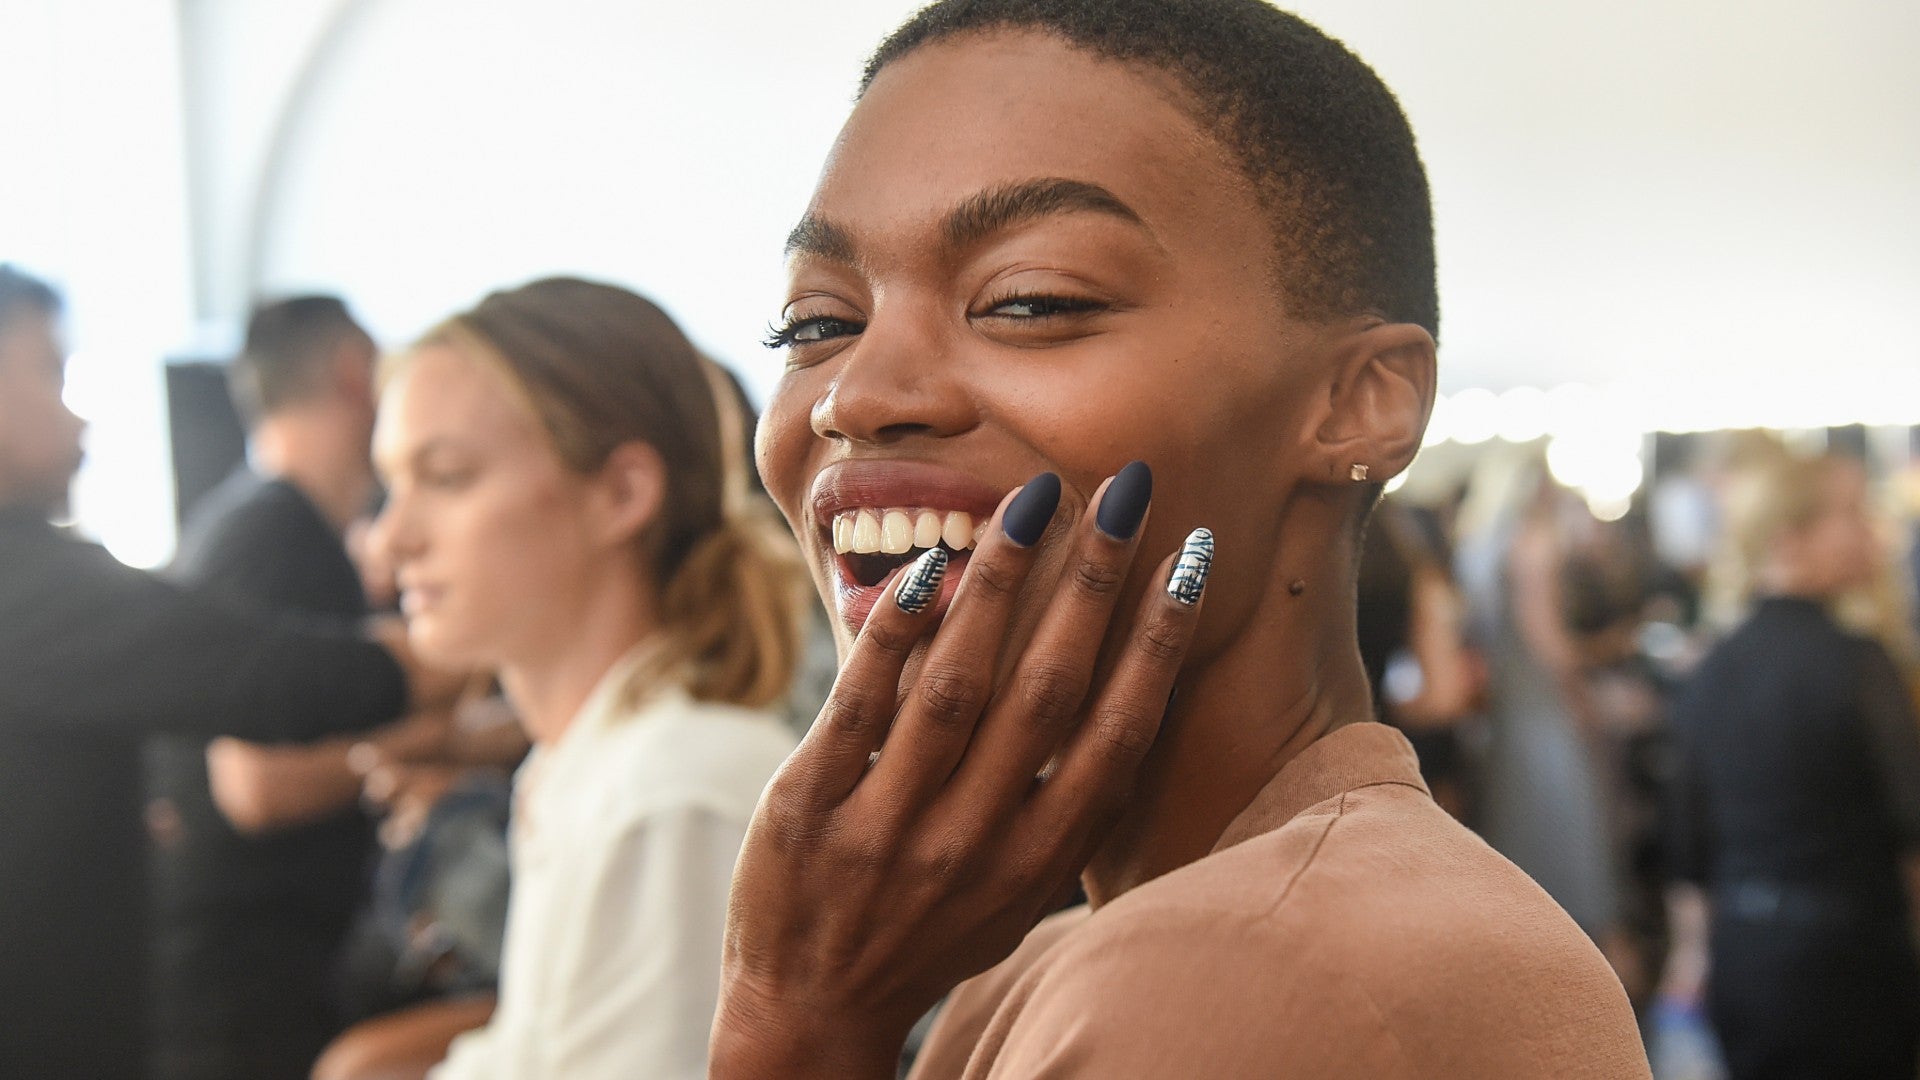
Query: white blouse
431 652 797 1080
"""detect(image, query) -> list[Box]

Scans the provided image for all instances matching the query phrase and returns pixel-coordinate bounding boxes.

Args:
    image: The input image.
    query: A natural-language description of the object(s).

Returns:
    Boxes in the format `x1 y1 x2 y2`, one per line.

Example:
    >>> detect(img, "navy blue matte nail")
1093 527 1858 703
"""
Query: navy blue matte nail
1002 472 1062 548
1095 461 1152 541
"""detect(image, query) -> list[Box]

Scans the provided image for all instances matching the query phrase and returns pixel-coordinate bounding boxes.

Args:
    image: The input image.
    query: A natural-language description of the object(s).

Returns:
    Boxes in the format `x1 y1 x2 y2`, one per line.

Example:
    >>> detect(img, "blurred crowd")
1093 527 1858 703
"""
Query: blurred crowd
5 278 1918 1078
1360 431 1920 1078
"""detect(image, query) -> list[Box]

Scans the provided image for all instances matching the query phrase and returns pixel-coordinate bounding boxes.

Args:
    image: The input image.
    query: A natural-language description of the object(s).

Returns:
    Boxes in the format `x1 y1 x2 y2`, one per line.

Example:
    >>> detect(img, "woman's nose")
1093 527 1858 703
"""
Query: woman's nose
808 317 978 446
366 494 417 563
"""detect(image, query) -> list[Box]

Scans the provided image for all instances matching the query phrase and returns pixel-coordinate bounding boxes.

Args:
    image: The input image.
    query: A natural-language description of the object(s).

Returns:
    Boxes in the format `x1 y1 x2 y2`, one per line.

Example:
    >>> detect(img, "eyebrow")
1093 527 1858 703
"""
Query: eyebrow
943 178 1147 251
783 215 856 262
781 178 1153 263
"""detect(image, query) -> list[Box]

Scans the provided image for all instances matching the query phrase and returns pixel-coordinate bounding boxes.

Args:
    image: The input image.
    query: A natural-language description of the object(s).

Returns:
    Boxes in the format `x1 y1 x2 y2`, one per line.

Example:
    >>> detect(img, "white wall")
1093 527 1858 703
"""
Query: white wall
6 0 1917 560
202 0 1920 411
1 0 195 566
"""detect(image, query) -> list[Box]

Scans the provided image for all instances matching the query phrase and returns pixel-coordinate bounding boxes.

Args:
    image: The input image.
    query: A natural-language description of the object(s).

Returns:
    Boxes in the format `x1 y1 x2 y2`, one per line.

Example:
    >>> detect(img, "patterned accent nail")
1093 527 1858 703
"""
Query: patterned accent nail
894 547 950 614
1166 528 1214 606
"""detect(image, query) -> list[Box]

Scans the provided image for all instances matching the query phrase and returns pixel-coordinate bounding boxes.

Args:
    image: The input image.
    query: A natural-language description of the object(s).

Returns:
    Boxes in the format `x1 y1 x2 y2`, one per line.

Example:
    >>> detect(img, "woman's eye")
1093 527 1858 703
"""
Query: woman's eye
764 315 864 350
422 468 474 491
984 294 1104 319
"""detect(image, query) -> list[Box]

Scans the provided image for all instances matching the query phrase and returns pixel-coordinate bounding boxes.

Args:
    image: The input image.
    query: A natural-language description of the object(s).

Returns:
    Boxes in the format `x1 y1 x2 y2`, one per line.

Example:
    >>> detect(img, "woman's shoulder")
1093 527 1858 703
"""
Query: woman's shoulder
1017 793 1642 1075
584 691 798 818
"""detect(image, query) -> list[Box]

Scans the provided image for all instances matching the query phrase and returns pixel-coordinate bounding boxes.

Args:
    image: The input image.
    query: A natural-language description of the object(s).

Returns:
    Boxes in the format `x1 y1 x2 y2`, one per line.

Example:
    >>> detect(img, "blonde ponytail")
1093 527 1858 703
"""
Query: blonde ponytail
654 506 808 708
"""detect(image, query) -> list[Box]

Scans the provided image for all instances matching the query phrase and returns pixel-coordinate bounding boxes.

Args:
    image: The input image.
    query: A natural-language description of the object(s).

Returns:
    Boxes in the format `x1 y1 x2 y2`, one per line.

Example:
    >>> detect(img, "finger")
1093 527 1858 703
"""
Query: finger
1026 527 1211 847
781 545 953 808
952 461 1153 811
864 473 1062 805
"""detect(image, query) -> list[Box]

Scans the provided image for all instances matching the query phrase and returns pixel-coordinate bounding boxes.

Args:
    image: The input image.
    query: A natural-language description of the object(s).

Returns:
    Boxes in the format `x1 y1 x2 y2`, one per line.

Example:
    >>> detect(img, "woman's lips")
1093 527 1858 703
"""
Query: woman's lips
809 460 1009 631
398 584 443 619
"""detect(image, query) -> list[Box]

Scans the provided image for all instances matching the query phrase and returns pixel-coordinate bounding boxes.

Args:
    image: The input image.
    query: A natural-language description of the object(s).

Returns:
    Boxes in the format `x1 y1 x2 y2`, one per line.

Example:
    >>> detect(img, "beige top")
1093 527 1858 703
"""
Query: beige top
910 722 1651 1080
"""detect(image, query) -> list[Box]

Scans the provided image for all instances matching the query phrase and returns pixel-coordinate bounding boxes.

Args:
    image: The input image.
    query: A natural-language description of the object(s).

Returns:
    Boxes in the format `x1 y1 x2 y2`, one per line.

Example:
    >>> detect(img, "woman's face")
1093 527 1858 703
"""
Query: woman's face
757 32 1340 657
371 344 608 669
0 310 85 515
1797 460 1880 596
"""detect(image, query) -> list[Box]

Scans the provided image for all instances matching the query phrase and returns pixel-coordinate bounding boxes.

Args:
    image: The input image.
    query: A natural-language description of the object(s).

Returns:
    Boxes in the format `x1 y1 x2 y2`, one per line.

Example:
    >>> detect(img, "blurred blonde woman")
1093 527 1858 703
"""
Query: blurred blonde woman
322 278 806 1080
1663 453 1920 1079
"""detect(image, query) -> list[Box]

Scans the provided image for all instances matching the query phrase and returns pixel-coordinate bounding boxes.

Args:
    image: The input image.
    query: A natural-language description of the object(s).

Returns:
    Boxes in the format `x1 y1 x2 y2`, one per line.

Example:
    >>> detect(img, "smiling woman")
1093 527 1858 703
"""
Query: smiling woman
712 2 1652 1079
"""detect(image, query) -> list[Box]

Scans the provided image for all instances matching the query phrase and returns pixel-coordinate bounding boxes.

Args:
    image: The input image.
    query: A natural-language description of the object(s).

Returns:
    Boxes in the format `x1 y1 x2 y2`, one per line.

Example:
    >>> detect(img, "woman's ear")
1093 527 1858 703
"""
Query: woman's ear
1308 320 1436 486
592 440 668 547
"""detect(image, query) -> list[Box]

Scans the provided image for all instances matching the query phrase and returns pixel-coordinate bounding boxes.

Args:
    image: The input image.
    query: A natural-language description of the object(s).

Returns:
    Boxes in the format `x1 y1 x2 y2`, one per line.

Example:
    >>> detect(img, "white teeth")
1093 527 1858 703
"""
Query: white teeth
852 510 882 554
880 510 914 554
974 519 990 548
942 511 974 551
913 511 943 549
832 507 985 555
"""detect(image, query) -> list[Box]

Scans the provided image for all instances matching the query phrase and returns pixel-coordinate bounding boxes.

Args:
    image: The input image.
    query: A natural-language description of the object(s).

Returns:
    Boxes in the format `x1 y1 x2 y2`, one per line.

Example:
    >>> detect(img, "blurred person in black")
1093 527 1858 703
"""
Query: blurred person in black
1662 453 1920 1079
1354 496 1482 818
147 296 440 1080
0 265 456 1079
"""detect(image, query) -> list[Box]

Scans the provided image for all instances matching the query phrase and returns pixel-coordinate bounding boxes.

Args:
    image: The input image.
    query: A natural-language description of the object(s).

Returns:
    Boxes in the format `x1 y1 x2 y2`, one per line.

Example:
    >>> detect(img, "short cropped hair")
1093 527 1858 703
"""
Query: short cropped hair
863 0 1438 339
0 264 62 334
229 295 369 427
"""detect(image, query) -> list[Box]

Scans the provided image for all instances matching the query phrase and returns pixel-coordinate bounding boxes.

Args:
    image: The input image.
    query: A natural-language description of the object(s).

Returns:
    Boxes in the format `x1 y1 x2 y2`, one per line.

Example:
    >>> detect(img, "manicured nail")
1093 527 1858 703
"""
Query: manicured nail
1166 528 1213 605
1002 472 1062 548
1094 461 1153 541
894 547 949 614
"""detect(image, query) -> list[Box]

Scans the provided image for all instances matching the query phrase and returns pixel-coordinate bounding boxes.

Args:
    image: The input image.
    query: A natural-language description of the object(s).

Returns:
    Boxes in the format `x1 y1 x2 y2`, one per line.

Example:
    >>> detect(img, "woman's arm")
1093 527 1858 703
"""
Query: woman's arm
1386 565 1482 729
1658 883 1711 1005
313 995 497 1080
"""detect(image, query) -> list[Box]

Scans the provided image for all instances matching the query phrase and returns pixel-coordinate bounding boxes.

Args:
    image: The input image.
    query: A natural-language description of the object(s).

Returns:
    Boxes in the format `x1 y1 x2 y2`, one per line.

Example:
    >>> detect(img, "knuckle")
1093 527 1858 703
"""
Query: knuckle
916 667 987 729
840 830 896 878
861 615 919 658
816 694 879 740
1017 663 1086 729
967 554 1023 601
1068 555 1125 599
1134 613 1189 664
1089 708 1156 766
907 833 974 884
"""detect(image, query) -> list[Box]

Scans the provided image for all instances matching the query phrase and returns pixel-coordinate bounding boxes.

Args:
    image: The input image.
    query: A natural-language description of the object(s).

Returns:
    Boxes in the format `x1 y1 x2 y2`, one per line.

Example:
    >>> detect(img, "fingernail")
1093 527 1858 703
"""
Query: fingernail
1166 528 1214 606
895 547 949 614
1094 461 1153 541
1002 472 1062 548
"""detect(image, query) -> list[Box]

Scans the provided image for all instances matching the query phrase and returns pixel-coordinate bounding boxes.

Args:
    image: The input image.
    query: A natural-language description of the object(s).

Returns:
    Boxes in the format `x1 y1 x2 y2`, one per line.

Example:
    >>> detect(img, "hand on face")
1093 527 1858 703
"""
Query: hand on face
714 464 1211 1077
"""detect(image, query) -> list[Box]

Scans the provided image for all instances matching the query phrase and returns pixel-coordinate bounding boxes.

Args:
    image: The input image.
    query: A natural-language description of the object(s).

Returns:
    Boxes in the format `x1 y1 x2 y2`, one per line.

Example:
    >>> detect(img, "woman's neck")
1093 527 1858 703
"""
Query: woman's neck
1755 561 1837 605
499 567 662 745
1082 535 1372 907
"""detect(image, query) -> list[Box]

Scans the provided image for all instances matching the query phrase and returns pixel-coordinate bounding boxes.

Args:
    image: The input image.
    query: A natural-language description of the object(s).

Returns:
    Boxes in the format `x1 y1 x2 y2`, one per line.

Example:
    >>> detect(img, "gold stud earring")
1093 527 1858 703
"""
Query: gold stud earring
1350 463 1370 482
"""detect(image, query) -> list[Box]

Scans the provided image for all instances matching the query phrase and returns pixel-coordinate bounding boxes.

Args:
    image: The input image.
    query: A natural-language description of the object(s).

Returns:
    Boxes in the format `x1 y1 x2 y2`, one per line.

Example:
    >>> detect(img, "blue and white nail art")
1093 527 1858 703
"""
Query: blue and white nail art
1166 528 1214 606
894 547 950 614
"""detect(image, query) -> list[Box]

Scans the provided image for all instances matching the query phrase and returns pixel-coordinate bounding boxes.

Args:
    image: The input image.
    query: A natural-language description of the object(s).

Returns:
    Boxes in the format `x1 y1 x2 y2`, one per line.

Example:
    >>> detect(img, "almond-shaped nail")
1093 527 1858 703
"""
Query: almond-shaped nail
1002 472 1062 548
1166 528 1214 606
1095 461 1153 541
895 546 949 614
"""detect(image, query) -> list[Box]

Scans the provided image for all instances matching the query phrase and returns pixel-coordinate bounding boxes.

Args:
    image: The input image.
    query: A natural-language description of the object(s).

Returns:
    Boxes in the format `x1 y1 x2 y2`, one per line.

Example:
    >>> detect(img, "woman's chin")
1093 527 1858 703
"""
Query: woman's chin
405 619 485 674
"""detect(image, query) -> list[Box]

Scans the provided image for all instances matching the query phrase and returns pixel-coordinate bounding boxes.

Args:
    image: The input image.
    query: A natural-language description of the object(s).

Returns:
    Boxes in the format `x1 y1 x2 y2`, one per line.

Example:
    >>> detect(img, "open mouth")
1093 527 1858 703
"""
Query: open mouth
833 507 986 586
